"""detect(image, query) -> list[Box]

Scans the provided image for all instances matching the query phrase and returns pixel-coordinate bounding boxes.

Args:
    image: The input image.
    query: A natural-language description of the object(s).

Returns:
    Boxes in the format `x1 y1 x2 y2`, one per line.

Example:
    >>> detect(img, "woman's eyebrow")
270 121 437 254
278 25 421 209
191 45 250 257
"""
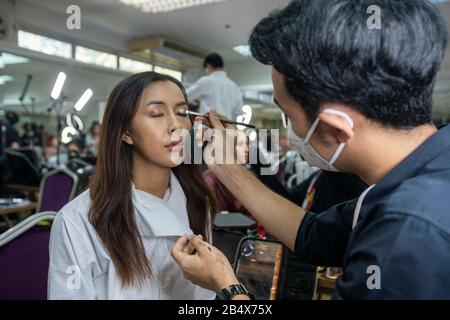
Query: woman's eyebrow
147 100 166 106
175 101 188 107
147 101 187 107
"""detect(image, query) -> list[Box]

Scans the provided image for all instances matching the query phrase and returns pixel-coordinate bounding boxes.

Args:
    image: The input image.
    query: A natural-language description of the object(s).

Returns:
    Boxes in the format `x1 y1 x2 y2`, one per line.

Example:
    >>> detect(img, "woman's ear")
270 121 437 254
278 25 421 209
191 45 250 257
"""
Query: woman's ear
122 132 134 145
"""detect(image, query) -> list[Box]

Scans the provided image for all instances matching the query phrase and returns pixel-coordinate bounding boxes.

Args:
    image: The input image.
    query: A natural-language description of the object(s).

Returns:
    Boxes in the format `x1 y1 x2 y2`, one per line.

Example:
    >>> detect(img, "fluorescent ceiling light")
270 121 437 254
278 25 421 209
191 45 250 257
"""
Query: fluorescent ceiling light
0 75 14 86
51 72 67 100
233 45 252 57
118 0 226 13
0 53 29 68
74 89 93 112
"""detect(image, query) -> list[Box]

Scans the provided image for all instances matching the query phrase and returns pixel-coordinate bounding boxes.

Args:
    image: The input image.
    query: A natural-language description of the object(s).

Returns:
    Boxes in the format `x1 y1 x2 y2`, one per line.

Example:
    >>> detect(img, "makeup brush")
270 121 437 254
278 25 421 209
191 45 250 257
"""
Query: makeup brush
184 110 256 129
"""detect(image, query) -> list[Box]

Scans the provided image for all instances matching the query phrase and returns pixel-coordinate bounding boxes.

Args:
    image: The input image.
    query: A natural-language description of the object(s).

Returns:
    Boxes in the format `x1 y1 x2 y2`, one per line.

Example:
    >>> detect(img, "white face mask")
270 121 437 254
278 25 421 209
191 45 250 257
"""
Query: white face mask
287 109 354 172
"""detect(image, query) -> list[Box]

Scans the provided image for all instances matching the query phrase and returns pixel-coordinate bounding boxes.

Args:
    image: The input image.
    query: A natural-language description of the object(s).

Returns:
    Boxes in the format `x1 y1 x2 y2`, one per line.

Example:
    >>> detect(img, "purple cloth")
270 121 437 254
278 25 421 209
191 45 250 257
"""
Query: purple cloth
0 226 51 300
40 172 75 212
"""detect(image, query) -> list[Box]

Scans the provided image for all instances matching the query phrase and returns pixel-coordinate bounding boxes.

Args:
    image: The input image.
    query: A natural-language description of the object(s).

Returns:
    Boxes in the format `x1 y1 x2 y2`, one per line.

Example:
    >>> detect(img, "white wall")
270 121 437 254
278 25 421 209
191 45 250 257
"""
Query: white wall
226 59 272 89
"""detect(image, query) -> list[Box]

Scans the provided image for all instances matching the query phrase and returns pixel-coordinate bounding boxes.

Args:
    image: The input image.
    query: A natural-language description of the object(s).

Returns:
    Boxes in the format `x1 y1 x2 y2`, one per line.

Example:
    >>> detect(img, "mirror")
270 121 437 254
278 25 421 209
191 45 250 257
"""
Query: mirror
233 237 283 300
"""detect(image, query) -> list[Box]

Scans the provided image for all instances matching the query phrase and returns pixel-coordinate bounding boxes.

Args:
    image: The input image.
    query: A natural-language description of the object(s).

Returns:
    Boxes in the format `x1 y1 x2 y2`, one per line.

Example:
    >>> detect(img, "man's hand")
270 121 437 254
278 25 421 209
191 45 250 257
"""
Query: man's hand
171 234 240 293
194 111 241 170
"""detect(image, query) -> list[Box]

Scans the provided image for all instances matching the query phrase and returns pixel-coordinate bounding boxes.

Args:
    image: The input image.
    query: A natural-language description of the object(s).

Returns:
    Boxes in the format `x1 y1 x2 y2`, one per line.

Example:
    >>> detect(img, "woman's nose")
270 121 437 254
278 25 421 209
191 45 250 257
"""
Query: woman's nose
167 111 183 134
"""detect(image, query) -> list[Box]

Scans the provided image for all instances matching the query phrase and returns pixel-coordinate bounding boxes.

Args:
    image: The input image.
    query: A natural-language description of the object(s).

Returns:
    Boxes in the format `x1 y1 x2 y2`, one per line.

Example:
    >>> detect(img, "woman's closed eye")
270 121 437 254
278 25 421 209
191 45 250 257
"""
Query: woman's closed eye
149 111 164 118
175 110 189 117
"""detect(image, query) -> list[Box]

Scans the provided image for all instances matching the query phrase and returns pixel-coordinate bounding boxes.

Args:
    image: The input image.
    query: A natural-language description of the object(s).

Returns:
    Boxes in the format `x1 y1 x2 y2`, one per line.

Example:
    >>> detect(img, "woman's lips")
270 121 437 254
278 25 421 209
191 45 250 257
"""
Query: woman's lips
165 139 183 151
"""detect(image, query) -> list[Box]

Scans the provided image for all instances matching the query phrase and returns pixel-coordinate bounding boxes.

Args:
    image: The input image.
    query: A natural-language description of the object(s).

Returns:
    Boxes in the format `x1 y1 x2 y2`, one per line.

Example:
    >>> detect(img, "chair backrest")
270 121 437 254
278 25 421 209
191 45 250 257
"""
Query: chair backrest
37 167 78 212
0 212 57 300
3 149 41 186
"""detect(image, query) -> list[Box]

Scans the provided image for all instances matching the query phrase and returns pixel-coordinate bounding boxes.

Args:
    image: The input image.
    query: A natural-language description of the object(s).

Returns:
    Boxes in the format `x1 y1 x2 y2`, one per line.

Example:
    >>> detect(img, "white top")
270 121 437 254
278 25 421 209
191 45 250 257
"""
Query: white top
186 70 244 120
47 171 215 300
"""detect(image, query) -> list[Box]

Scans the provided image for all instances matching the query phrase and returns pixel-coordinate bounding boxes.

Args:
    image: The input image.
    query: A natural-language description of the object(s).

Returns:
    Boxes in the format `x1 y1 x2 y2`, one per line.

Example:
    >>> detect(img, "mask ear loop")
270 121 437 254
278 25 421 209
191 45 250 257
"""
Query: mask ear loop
322 109 354 166
304 117 321 144
322 109 354 129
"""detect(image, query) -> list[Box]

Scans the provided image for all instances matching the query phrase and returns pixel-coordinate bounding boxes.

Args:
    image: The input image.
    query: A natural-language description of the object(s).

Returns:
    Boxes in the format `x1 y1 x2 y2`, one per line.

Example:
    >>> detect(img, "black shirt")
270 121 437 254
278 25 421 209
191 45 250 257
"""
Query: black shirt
295 125 450 299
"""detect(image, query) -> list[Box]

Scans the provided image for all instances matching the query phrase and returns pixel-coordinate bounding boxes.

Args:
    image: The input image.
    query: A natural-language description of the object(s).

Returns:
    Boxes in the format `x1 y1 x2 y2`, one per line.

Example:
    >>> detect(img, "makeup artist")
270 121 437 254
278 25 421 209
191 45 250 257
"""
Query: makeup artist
172 0 450 300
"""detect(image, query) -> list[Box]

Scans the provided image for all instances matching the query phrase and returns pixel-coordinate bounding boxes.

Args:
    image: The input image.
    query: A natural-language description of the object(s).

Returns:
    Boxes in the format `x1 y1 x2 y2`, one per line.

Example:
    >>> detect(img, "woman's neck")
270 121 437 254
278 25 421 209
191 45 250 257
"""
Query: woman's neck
132 153 171 199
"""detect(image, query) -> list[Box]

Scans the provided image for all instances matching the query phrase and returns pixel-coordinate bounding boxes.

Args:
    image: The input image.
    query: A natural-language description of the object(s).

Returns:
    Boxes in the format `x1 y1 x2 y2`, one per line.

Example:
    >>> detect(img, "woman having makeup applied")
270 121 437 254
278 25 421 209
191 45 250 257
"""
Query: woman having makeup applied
48 72 217 299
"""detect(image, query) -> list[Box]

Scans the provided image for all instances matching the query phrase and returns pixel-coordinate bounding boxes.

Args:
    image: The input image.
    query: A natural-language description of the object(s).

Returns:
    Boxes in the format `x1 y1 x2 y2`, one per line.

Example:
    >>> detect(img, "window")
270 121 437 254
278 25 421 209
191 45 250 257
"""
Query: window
75 46 118 69
119 57 152 74
154 66 183 81
18 30 72 59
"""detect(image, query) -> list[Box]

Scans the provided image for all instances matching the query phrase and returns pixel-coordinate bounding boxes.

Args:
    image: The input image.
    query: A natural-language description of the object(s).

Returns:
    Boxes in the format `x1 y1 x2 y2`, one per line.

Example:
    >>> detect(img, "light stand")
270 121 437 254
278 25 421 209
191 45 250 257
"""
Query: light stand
49 71 67 167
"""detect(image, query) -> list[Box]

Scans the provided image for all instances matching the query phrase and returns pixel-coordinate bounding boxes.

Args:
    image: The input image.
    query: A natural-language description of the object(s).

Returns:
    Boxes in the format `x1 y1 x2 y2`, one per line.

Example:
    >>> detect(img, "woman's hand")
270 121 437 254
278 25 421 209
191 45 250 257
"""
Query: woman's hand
171 234 240 293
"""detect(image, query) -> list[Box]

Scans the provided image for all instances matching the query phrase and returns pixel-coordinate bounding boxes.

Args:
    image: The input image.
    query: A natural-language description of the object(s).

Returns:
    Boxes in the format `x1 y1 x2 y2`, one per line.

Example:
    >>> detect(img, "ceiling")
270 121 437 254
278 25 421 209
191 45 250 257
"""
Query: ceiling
2 0 450 121
14 0 292 63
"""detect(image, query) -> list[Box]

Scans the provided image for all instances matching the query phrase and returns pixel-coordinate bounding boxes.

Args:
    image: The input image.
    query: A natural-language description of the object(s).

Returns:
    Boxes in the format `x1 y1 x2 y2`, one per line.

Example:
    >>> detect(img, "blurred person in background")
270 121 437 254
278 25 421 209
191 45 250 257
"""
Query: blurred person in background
85 121 101 156
186 53 244 121
1 111 20 149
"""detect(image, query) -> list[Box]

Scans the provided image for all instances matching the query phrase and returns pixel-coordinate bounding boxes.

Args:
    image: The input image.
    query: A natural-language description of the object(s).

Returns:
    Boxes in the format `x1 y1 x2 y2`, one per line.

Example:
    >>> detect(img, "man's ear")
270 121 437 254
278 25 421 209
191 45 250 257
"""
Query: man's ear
319 108 354 144
122 132 134 145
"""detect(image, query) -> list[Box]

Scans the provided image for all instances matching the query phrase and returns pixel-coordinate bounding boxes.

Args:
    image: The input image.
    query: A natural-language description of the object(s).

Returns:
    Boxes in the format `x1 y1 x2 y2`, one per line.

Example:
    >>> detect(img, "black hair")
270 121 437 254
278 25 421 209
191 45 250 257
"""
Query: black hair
5 111 19 125
203 53 224 69
249 0 448 128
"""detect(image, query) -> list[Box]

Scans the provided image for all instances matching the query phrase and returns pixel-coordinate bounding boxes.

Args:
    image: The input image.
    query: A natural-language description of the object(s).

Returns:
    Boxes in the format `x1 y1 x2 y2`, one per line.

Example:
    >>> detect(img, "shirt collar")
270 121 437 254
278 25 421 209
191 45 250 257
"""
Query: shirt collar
132 171 193 237
210 70 227 77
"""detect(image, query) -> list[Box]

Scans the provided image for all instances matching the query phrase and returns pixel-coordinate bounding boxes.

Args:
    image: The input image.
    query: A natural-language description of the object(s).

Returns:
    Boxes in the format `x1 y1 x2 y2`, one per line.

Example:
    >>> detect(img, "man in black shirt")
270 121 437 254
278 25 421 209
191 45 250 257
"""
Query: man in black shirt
172 0 450 299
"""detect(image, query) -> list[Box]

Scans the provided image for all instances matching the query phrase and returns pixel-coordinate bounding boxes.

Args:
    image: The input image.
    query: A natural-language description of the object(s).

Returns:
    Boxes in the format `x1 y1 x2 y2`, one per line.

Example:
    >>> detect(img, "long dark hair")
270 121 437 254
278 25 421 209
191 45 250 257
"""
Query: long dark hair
89 72 216 287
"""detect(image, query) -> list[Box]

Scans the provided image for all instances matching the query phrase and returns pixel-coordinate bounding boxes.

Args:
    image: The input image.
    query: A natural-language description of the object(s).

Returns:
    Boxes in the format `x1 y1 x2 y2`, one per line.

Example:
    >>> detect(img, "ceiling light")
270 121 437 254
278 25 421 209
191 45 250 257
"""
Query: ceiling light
0 53 29 66
118 0 227 13
74 89 93 112
50 72 67 100
61 126 78 144
0 75 14 86
233 45 252 57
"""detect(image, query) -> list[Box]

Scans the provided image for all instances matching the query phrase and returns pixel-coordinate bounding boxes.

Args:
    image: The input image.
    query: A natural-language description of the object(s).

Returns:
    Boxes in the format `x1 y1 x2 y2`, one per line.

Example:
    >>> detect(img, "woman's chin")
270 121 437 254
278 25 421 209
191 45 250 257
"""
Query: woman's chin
168 149 186 166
